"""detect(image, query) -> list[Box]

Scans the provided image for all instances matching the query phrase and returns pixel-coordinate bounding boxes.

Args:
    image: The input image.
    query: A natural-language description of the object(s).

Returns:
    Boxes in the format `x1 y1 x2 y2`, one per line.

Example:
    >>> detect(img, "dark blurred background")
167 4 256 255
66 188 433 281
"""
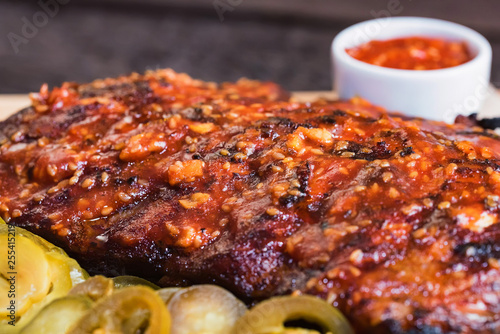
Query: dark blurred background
0 0 499 93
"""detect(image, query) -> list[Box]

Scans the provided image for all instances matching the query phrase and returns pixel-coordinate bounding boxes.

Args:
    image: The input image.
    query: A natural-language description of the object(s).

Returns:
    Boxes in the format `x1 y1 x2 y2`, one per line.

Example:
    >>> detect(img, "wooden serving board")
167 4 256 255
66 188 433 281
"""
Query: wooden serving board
0 92 338 121
1 90 500 121
0 95 30 120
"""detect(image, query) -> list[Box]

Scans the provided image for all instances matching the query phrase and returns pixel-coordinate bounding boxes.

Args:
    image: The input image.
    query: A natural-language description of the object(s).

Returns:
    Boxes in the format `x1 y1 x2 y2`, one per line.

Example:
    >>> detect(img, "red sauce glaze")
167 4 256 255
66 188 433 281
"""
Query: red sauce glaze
346 36 473 70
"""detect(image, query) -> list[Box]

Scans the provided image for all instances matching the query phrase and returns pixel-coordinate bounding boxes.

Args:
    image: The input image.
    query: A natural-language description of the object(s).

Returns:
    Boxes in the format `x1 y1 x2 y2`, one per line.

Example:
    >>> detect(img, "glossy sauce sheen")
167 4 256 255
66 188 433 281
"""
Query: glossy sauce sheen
346 36 473 70
2 70 500 333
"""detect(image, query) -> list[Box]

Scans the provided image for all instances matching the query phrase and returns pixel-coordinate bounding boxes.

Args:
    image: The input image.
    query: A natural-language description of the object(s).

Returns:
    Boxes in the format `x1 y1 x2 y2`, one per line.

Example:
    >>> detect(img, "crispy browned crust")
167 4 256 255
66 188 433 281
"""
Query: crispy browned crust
2 69 500 333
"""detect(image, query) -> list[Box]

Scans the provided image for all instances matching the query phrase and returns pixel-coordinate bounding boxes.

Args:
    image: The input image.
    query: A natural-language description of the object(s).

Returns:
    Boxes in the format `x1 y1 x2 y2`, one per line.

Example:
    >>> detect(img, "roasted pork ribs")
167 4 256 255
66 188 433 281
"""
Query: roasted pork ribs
2 70 500 333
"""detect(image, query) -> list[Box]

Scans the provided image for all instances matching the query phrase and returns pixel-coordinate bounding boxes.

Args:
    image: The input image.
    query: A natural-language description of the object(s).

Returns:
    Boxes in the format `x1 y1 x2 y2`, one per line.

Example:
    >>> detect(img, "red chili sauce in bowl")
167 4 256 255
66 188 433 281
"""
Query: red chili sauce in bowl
346 36 473 70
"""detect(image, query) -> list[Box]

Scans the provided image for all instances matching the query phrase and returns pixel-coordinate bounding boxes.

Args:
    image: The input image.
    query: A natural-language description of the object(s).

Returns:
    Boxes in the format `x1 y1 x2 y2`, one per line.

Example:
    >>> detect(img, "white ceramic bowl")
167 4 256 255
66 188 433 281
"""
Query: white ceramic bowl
332 17 492 122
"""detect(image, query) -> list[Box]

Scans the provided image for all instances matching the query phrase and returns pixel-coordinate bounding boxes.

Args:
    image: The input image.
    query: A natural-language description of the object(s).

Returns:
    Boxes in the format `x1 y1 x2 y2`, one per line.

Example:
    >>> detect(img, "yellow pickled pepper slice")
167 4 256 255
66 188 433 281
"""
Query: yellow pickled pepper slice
0 224 88 332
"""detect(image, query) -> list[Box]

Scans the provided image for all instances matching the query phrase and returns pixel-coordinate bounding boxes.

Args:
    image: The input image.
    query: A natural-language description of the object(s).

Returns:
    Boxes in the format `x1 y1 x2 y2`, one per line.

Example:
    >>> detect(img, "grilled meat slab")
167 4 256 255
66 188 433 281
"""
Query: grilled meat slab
2 69 500 333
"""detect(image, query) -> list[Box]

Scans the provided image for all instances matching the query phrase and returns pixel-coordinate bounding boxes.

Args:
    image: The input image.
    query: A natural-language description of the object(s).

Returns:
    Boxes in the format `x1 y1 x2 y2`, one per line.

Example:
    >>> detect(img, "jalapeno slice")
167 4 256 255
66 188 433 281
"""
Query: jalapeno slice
20 296 93 334
113 275 160 290
233 295 354 334
68 286 170 334
69 275 115 301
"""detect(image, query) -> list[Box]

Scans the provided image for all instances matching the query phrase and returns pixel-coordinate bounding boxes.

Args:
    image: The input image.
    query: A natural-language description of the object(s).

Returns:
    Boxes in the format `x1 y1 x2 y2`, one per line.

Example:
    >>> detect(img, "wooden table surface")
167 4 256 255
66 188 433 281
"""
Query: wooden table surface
2 1 499 93
2 91 500 122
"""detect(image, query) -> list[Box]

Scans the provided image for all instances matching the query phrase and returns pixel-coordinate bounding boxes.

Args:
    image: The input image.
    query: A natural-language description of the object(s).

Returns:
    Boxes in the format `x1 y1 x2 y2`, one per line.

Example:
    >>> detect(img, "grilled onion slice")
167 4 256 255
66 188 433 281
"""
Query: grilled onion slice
167 285 247 334
68 286 170 334
0 224 88 332
157 287 183 304
233 295 354 334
